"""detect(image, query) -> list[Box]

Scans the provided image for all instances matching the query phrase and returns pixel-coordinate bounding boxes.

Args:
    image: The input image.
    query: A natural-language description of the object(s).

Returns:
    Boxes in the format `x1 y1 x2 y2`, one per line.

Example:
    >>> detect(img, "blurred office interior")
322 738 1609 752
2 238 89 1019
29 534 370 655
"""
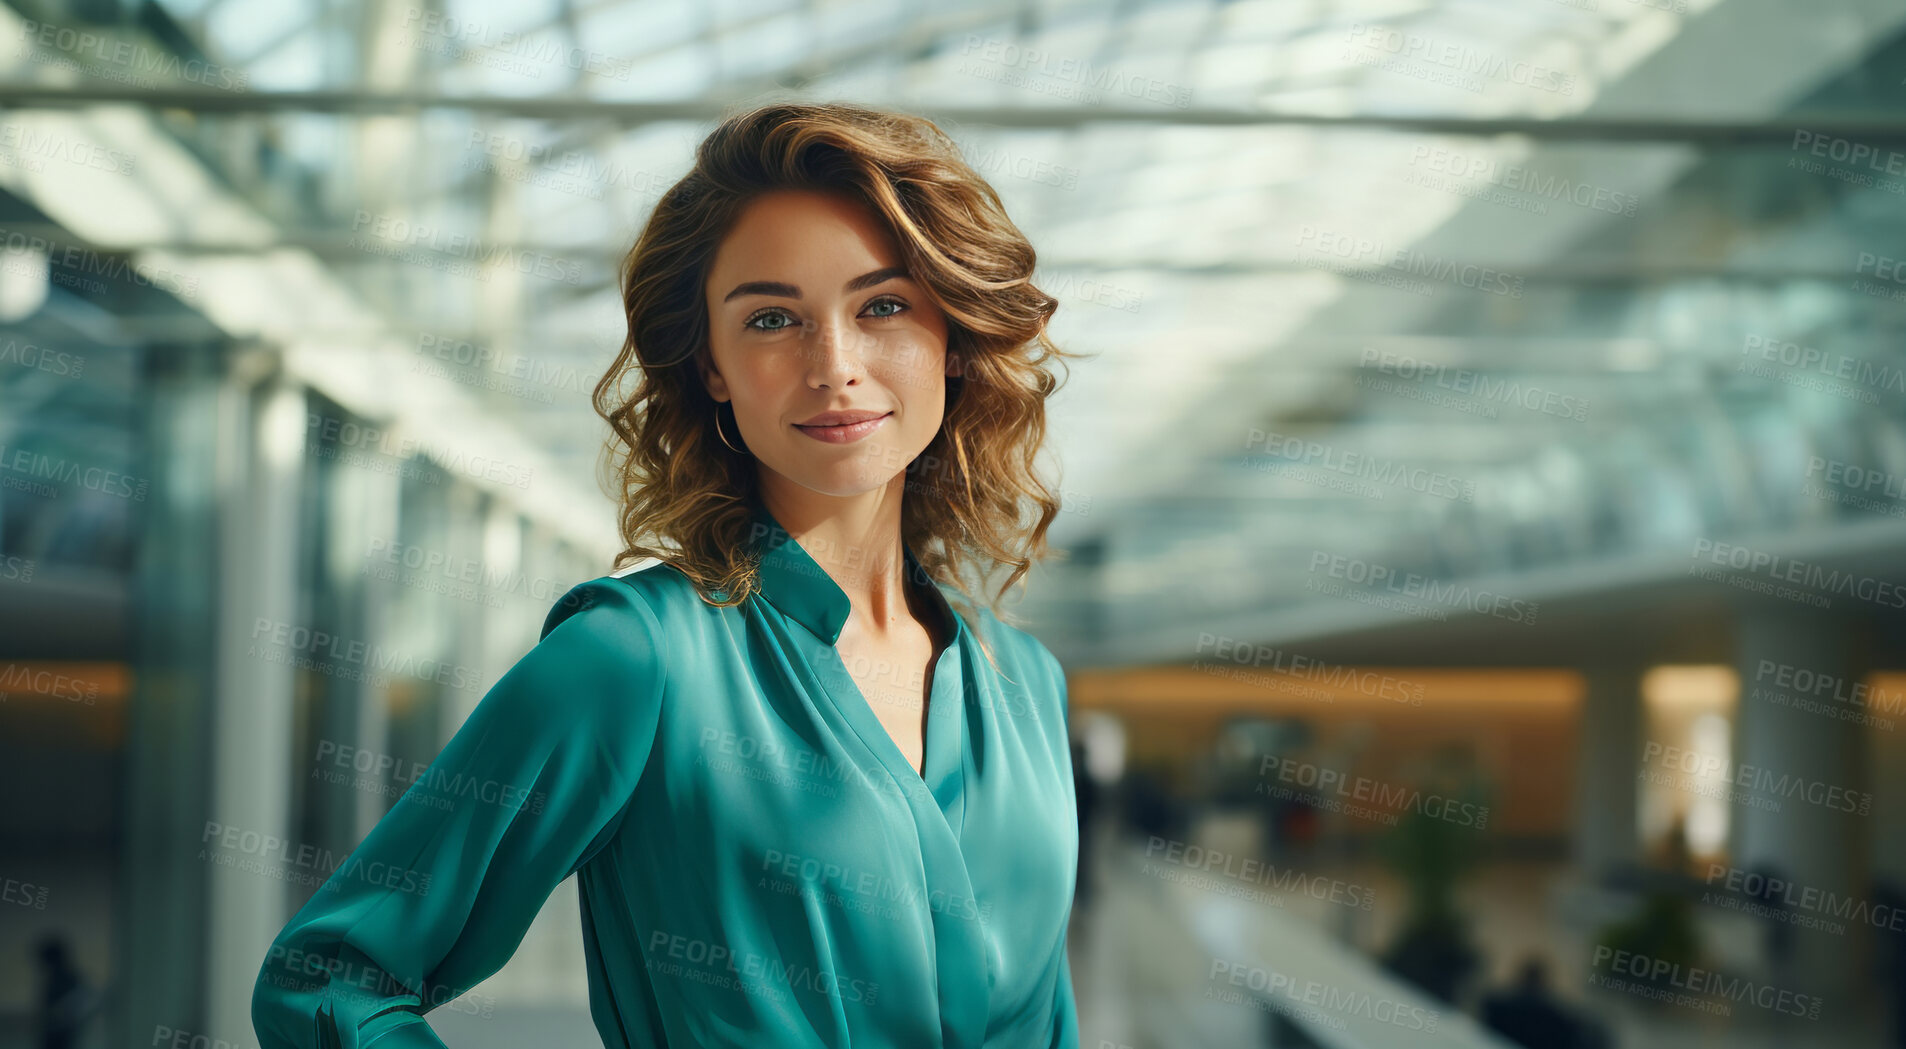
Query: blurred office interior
2 0 1906 1047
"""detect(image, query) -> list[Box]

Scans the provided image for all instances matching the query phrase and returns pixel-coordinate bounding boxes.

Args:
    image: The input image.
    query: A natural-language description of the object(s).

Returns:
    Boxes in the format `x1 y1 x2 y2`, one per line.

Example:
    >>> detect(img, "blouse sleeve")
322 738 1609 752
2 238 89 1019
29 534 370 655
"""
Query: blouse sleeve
1050 942 1080 1049
1042 641 1081 1048
250 578 666 1049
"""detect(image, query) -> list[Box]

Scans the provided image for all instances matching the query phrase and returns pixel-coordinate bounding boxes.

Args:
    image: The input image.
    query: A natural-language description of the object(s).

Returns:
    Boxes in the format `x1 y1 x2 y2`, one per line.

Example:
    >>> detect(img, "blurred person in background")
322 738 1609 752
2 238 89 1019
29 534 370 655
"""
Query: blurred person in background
1874 878 1906 1048
1746 860 1797 989
1072 737 1101 913
1481 956 1607 1049
33 933 97 1049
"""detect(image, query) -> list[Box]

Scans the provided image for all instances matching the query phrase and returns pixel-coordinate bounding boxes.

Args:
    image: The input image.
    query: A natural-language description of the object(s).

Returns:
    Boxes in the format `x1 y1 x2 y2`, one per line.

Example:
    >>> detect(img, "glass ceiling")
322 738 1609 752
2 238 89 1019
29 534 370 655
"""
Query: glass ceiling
3 0 1904 664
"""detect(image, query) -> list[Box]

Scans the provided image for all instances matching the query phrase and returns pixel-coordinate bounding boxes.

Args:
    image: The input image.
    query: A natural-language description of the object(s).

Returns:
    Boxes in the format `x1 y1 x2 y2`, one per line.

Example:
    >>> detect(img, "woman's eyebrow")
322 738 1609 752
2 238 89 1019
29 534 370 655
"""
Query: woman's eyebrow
722 266 910 304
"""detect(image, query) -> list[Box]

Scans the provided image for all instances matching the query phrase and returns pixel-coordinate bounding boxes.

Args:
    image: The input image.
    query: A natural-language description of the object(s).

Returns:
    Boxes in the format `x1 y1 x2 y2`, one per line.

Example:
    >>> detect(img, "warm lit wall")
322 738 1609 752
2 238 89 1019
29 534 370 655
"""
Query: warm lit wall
0 661 130 843
1069 663 1584 839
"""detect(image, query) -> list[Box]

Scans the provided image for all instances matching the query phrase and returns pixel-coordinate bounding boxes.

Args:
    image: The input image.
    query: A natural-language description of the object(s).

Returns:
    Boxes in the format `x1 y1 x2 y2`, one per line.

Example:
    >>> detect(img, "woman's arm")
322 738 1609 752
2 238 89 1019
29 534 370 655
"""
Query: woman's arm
250 579 666 1049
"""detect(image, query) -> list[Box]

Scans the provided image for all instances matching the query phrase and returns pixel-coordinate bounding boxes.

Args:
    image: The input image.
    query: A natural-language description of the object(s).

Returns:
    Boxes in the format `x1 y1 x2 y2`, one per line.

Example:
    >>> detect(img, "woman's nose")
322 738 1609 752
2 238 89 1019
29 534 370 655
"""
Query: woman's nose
803 316 869 388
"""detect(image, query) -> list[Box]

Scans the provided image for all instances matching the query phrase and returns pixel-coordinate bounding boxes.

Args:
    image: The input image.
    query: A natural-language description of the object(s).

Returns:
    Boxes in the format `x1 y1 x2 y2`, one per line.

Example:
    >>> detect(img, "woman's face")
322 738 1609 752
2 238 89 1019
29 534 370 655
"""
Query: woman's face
702 188 954 502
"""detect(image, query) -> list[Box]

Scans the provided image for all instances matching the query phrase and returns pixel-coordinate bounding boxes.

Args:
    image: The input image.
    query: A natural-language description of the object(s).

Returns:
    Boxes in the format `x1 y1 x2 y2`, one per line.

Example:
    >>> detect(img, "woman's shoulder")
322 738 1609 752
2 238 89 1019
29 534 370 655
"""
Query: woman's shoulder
961 600 1065 695
518 563 717 721
954 595 1050 662
540 560 706 640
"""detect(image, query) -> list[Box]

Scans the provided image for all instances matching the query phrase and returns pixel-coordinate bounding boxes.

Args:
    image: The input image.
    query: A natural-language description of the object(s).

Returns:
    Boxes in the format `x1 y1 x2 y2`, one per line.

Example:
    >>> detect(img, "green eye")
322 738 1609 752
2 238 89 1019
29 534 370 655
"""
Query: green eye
744 309 797 332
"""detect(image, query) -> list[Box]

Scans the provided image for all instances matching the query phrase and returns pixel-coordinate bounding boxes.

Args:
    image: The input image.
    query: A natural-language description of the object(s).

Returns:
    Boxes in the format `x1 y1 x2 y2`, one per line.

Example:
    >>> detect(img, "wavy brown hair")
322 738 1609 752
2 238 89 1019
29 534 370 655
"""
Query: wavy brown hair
592 100 1084 653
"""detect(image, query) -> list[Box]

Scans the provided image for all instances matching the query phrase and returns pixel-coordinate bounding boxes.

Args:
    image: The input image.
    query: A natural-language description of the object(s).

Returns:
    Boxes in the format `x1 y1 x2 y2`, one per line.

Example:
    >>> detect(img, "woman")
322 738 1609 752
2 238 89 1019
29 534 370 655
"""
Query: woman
251 100 1084 1049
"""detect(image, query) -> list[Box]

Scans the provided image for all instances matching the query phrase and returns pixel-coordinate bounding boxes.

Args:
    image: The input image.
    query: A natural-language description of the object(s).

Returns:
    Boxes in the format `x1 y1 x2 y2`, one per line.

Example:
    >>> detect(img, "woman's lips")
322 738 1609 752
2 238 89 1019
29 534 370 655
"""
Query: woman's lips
793 412 892 444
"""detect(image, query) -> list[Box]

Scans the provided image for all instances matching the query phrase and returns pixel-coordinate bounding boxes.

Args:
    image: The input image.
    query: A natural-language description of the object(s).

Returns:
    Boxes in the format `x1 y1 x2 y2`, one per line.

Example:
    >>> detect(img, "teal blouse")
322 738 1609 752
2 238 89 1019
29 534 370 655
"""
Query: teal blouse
251 503 1080 1049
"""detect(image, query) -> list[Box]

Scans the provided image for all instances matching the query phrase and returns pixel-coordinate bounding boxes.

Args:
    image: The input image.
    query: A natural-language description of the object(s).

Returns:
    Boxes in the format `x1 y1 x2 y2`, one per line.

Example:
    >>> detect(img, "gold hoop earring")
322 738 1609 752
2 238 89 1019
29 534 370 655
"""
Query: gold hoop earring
714 403 745 453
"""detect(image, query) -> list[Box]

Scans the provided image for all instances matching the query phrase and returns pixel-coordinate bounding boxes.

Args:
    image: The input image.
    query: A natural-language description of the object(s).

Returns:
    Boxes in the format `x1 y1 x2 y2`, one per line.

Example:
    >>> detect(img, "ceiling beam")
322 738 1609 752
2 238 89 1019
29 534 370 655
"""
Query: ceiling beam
6 85 1906 142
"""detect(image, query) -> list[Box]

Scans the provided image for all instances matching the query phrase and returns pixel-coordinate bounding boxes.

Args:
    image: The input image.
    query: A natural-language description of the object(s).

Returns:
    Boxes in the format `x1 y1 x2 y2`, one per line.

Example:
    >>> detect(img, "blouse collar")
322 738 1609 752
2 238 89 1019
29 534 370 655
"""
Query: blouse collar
746 502 958 648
